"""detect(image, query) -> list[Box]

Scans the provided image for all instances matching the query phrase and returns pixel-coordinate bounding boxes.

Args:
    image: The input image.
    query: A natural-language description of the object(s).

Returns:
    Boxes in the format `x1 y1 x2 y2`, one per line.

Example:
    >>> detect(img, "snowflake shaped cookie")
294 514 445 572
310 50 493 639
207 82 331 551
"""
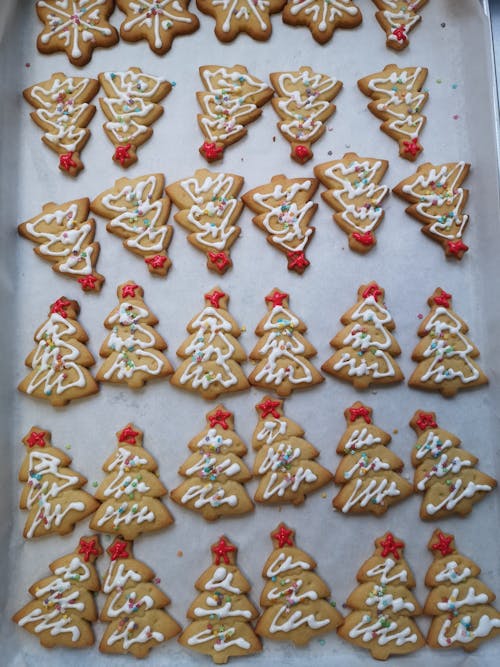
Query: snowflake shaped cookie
196 0 286 42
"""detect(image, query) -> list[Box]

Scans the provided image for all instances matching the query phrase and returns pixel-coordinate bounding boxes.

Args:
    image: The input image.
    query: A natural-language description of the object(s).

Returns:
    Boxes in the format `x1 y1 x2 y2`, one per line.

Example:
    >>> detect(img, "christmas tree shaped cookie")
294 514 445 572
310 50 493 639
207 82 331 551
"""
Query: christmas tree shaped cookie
13 535 102 648
424 529 500 651
358 64 428 161
249 288 324 396
242 175 318 273
35 0 119 68
409 288 488 397
322 282 404 389
117 0 200 55
372 0 428 51
99 68 172 168
256 524 343 645
91 173 173 276
338 532 425 659
410 410 496 519
197 65 273 162
252 397 332 504
283 0 362 44
333 403 412 515
178 535 262 663
23 73 99 176
18 198 104 291
170 287 250 400
393 161 470 260
171 405 254 520
18 296 99 406
269 67 343 164
314 153 389 253
196 0 286 42
100 537 181 657
166 168 244 274
19 427 99 539
90 424 174 539
97 282 173 388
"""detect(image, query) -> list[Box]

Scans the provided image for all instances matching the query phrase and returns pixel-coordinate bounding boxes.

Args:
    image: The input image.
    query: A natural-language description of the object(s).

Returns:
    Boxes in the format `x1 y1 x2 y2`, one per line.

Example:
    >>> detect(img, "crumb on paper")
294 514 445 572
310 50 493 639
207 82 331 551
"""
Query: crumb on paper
393 429 398 435
321 492 327 498
418 313 423 319
272 136 276 142
177 550 183 558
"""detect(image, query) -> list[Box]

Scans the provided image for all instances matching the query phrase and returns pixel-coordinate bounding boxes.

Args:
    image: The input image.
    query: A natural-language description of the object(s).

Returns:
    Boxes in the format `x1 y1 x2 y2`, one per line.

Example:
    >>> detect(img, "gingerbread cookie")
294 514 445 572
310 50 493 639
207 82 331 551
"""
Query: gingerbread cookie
100 537 181 657
283 0 362 43
18 198 104 292
409 288 488 397
270 67 343 164
99 68 172 167
91 173 173 276
410 410 496 519
171 406 254 521
424 529 500 651
372 0 428 51
333 403 412 515
178 535 262 663
18 297 99 407
358 64 428 161
19 427 99 539
117 0 199 54
35 1 118 67
338 532 425 659
170 287 250 400
13 535 102 648
314 153 389 253
242 175 318 273
166 169 244 274
196 0 285 42
252 397 332 505
23 73 99 176
256 524 343 645
393 161 470 259
197 65 273 162
249 289 324 396
90 424 174 539
97 282 174 388
322 282 404 389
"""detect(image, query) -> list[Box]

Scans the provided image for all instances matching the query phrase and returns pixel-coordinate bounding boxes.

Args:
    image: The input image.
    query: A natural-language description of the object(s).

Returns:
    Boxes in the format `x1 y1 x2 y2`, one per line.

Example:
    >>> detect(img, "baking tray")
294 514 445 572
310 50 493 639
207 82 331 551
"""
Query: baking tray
1 0 500 665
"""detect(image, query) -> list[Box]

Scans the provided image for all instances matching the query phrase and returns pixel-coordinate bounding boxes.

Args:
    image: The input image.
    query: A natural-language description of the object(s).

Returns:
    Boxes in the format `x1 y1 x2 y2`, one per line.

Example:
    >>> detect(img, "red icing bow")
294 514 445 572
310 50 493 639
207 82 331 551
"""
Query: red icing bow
51 297 71 318
119 425 139 445
78 275 98 291
113 143 132 166
200 142 224 161
348 405 371 424
27 431 47 448
433 290 452 308
265 290 288 307
352 231 374 246
59 151 78 172
287 250 309 272
416 412 437 431
361 283 382 300
393 25 407 42
208 251 230 273
205 289 226 309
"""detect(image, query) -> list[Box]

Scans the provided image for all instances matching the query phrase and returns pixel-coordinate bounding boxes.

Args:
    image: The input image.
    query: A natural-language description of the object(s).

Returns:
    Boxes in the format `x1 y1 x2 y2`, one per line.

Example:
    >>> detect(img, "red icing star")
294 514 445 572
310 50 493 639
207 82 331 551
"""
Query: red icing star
59 151 77 171
108 540 129 561
403 137 422 157
113 143 132 166
119 425 139 444
145 254 167 269
361 283 382 301
273 525 294 548
287 250 310 272
265 290 288 308
447 239 469 257
431 532 454 557
121 283 140 298
416 412 437 431
78 275 98 291
200 141 224 162
26 430 47 448
78 538 99 562
208 408 232 430
393 25 407 42
349 405 372 424
208 251 231 273
211 537 236 565
256 398 282 419
352 231 374 246
294 144 311 162
380 533 404 560
205 289 226 309
433 290 452 308
51 297 71 318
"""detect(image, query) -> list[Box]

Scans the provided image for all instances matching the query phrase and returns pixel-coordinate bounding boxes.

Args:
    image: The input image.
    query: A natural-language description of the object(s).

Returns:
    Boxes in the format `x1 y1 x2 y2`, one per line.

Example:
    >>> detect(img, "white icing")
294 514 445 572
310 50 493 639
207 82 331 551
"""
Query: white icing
437 614 500 646
366 585 415 613
210 0 271 34
103 562 141 594
375 1 425 43
289 0 360 28
416 453 472 491
436 586 488 612
205 566 241 594
106 590 154 618
266 553 311 578
435 561 471 584
180 483 238 508
257 442 302 474
37 0 113 60
107 621 164 648
122 0 194 49
341 477 401 513
269 604 329 634
185 453 240 478
349 614 418 646
187 626 250 652
415 431 453 460
366 558 408 585
425 478 493 516
96 502 155 528
261 467 318 499
343 427 381 452
344 455 390 480
256 419 287 445
24 311 88 396
194 597 252 620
